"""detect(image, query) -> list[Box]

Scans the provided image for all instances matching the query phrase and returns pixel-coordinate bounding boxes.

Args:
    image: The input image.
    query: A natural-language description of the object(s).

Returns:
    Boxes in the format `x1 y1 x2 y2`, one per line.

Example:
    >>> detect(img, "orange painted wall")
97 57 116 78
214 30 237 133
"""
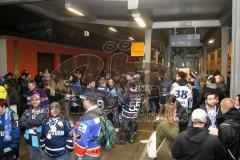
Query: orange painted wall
4 36 111 77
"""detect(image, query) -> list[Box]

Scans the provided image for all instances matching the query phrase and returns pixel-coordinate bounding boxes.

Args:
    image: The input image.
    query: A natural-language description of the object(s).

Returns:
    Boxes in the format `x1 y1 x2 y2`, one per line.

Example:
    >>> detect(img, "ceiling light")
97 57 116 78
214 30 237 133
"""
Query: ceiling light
129 36 134 41
66 7 84 16
133 17 146 28
208 39 215 44
65 2 84 16
109 27 117 32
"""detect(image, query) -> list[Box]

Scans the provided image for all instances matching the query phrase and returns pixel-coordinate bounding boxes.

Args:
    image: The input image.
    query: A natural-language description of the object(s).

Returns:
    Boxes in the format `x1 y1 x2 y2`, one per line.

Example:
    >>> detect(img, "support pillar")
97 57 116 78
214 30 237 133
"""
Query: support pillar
230 0 240 98
221 27 230 83
144 28 152 106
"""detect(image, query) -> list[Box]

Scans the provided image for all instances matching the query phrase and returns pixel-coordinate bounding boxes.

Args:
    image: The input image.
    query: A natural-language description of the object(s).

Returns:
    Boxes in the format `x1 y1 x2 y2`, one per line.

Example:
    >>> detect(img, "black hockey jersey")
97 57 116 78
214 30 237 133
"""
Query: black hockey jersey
121 90 141 119
95 86 116 114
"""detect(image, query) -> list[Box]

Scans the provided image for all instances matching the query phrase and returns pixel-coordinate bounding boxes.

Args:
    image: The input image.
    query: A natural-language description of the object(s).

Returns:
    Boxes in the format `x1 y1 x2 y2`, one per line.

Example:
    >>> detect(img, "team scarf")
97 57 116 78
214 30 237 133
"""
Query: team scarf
4 108 12 141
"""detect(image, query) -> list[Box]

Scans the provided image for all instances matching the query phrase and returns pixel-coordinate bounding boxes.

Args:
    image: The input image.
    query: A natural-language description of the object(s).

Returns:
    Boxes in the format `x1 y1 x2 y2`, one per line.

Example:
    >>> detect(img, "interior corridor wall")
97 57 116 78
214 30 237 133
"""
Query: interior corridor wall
3 36 111 77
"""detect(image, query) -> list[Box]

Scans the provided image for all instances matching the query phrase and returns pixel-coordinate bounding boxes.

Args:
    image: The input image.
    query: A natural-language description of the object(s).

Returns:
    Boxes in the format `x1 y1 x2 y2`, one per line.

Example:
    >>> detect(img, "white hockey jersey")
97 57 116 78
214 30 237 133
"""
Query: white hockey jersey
170 84 192 110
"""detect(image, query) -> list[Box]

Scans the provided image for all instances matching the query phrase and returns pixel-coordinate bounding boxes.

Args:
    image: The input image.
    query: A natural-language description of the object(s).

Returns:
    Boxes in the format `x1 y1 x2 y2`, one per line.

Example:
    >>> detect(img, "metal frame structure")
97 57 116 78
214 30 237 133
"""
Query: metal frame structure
0 0 47 5
230 0 240 98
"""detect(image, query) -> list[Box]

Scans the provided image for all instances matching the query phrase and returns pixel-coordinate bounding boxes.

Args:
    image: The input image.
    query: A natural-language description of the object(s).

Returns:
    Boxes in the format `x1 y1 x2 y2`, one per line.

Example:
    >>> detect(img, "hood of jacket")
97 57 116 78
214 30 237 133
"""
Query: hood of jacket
186 126 209 144
206 83 217 89
176 79 189 86
224 108 240 121
222 108 240 130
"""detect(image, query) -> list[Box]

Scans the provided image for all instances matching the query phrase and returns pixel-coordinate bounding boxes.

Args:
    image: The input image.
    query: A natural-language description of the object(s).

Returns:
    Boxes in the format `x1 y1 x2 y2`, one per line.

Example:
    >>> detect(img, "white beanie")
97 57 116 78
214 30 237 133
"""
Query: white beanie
191 109 207 122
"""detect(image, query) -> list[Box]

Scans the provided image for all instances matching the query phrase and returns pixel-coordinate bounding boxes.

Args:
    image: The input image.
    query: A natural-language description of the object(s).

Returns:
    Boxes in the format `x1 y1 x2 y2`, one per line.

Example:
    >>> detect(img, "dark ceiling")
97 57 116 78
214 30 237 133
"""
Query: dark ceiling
0 0 232 51
0 5 129 50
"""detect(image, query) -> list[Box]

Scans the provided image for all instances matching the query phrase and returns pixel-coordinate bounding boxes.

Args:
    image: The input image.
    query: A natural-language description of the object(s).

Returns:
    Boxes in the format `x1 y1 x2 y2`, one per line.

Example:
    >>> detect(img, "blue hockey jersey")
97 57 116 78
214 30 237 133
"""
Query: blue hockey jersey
121 90 142 119
73 106 103 158
0 108 20 157
40 116 73 157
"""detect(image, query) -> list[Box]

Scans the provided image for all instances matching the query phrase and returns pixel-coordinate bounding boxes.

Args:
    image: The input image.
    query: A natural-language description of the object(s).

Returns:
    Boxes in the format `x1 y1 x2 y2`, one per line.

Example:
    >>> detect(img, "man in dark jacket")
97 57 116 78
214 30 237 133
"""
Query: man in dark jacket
27 80 49 108
199 92 221 129
34 71 44 89
218 98 240 160
199 75 223 105
19 94 48 160
172 108 226 160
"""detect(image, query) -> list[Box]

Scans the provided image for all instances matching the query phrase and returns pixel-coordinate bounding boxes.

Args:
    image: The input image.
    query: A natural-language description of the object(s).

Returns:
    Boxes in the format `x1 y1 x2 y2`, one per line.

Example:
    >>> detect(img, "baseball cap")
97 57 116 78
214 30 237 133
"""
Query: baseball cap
31 93 41 100
191 109 207 123
80 92 97 101
50 102 61 110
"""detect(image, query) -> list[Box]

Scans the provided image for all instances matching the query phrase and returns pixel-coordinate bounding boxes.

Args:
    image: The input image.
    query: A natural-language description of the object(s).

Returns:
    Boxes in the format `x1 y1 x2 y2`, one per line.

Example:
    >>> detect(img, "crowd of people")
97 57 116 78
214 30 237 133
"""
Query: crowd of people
0 68 239 160
154 71 240 160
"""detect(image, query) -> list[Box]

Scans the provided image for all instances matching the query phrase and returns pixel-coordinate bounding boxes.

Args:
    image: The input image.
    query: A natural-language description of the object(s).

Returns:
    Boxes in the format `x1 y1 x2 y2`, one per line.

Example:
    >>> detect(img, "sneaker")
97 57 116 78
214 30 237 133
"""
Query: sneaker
115 128 119 133
148 113 155 116
119 139 126 145
129 139 135 143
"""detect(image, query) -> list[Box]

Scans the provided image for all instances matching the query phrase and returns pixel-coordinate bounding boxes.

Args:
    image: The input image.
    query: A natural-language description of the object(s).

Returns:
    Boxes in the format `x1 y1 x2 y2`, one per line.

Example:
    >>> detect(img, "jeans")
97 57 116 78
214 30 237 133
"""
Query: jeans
44 151 71 160
120 117 137 141
149 101 156 114
0 151 14 160
113 110 120 128
28 145 44 160
106 110 120 128
149 97 160 114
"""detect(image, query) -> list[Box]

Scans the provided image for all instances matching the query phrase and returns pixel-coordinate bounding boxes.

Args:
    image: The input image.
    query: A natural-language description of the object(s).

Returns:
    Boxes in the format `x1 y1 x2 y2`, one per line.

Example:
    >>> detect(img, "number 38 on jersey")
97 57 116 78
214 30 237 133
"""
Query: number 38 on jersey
170 86 192 108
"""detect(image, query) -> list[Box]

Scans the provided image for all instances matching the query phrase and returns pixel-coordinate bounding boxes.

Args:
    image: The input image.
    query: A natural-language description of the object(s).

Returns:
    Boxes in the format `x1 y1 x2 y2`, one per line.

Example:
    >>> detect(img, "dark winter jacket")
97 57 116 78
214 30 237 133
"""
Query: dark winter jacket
175 79 189 87
218 108 240 160
19 105 49 147
34 75 44 89
17 77 29 97
6 86 20 106
192 88 200 110
172 126 226 160
176 101 188 132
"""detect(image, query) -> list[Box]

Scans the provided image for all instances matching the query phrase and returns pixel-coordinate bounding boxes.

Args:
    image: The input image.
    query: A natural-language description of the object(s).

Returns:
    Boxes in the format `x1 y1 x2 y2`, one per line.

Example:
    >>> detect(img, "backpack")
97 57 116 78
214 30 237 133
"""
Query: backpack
97 115 116 152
